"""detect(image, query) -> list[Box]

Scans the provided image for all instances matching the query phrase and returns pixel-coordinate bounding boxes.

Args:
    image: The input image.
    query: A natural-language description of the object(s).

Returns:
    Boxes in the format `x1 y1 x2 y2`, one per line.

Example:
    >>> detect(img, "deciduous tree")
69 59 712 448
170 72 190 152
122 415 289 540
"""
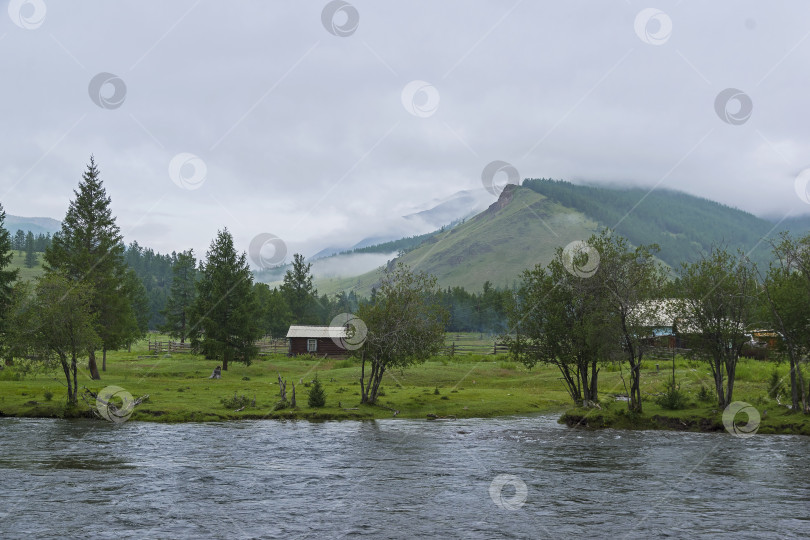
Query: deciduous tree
355 263 447 404
675 248 759 408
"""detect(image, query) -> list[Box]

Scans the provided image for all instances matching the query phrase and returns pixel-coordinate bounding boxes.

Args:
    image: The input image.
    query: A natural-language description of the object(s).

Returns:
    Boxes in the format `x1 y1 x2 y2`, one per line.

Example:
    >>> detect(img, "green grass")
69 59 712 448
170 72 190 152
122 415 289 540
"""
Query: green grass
9 251 45 282
1 343 807 435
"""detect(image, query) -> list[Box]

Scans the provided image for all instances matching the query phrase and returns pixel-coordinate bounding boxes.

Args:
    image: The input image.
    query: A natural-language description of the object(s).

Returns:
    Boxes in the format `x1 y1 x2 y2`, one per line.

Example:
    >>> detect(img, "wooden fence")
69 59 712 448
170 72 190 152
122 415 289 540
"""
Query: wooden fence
441 334 509 356
147 337 288 355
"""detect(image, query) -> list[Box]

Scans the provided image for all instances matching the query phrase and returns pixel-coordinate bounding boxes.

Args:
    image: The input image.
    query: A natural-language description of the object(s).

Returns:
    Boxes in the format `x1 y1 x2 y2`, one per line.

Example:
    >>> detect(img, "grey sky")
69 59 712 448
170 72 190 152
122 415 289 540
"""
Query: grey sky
2 0 810 262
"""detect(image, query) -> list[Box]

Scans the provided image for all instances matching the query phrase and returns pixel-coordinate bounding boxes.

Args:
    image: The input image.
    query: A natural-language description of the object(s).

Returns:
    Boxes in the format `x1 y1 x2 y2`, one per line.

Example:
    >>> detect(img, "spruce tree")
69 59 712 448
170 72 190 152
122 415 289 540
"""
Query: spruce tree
44 156 136 378
0 204 20 351
280 253 318 324
191 229 261 370
24 231 36 268
14 230 25 254
160 249 197 343
307 375 326 408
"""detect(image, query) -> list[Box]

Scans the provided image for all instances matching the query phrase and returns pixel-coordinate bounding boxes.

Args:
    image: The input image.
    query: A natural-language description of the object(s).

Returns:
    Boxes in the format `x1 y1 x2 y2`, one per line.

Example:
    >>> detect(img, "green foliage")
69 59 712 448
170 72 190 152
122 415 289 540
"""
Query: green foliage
656 376 688 410
124 241 175 330
23 274 100 403
253 282 292 338
0 204 20 359
281 253 319 324
696 385 715 403
523 178 776 269
768 368 785 399
43 157 140 377
675 247 759 407
307 375 326 408
43 390 53 401
160 249 197 342
191 229 262 370
23 231 36 268
221 392 251 409
355 263 449 403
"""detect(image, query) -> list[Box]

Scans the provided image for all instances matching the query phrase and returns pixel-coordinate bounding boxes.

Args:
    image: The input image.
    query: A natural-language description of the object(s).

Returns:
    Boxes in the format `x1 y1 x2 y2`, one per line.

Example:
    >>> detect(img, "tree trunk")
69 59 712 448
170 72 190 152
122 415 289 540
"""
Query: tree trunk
102 346 107 372
61 357 73 404
72 357 78 404
589 362 599 403
291 383 296 408
629 359 642 413
88 350 101 380
789 351 799 411
222 351 229 371
360 353 367 403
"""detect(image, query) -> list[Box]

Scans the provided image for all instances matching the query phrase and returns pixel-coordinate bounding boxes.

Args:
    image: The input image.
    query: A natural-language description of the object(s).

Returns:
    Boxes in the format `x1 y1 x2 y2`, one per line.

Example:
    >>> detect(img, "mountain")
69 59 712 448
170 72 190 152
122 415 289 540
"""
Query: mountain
401 188 495 229
309 189 496 260
316 180 797 296
317 184 599 294
4 215 61 236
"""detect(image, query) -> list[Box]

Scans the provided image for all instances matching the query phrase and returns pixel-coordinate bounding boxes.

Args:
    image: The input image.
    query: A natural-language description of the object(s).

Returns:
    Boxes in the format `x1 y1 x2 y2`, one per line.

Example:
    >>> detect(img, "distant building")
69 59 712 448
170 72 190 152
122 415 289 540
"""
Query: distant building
286 325 348 357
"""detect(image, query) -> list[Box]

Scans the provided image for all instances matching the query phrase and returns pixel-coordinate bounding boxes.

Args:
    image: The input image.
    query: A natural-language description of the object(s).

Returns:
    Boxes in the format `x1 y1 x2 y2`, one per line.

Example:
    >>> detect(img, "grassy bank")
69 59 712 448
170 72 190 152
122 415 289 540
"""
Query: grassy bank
1 338 807 435
0 337 571 422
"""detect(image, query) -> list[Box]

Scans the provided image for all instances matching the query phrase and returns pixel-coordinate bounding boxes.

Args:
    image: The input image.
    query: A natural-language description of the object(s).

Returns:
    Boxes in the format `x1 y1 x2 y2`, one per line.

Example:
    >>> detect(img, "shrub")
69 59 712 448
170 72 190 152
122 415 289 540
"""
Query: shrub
44 390 54 401
221 392 251 409
656 376 687 410
273 400 288 411
767 368 785 399
696 384 715 403
434 387 440 395
308 376 326 408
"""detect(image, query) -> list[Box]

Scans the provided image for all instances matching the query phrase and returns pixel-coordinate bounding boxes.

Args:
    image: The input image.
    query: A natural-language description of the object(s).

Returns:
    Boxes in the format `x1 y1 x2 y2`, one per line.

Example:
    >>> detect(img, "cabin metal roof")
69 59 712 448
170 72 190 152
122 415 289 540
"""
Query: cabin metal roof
286 325 348 339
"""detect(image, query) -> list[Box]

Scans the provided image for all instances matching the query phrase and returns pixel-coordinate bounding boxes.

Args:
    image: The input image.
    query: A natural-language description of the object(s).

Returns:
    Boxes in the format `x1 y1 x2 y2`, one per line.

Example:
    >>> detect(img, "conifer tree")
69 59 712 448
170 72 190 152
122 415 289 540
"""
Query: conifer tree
44 156 137 378
0 204 20 352
281 253 318 324
160 249 197 343
191 229 261 370
24 231 37 268
307 374 326 408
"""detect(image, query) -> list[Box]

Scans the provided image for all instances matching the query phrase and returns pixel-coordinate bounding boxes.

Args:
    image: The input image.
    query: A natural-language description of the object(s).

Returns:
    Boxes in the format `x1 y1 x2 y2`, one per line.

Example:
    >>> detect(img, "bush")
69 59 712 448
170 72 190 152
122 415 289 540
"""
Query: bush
767 368 785 399
656 376 687 410
221 392 251 409
273 400 289 411
44 390 54 401
696 384 715 403
308 376 326 408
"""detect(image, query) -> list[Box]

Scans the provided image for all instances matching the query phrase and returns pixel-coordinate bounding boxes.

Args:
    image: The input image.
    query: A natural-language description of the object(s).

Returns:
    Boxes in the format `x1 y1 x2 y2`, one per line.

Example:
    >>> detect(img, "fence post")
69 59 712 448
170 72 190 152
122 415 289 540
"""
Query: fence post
451 342 455 357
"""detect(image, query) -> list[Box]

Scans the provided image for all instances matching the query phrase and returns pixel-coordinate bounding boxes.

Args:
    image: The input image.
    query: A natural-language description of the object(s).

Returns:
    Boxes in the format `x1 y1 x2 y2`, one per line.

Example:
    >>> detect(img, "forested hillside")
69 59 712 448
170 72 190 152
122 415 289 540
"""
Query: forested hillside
523 178 777 268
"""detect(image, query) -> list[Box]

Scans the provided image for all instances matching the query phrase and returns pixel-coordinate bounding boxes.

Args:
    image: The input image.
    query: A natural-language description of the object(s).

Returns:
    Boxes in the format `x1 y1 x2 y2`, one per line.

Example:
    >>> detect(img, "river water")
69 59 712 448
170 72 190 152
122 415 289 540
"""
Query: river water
0 416 808 539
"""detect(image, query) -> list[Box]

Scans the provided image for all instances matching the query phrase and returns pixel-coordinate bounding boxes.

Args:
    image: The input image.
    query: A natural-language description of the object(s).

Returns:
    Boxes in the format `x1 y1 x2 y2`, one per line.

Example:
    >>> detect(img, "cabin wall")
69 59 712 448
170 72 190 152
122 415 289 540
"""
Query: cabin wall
288 337 347 357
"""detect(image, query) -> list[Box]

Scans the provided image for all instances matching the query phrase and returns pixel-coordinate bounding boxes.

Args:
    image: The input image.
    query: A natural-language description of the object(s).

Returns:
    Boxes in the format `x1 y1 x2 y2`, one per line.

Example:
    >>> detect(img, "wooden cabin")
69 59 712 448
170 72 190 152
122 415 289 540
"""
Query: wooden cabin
286 325 348 357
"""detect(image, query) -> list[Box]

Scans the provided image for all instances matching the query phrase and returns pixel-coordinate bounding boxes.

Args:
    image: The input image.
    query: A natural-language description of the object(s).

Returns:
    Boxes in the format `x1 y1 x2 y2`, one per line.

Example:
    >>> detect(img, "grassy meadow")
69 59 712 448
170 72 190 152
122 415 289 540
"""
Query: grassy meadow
8 251 45 282
1 333 808 434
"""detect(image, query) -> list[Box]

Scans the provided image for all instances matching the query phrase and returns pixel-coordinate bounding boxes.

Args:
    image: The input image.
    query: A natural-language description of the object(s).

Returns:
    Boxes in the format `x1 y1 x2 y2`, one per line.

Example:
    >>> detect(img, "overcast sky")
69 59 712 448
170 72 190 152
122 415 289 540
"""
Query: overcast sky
3 0 810 264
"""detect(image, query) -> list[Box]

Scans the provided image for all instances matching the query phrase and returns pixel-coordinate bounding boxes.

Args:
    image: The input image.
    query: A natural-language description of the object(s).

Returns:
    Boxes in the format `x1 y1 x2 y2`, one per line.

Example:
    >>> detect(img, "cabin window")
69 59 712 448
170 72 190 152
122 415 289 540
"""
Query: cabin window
307 339 317 352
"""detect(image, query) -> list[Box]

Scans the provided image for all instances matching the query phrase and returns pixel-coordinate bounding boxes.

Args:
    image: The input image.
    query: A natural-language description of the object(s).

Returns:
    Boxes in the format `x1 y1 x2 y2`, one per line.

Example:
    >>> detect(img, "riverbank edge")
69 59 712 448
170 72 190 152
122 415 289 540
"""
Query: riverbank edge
559 407 810 436
3 402 810 436
0 402 566 423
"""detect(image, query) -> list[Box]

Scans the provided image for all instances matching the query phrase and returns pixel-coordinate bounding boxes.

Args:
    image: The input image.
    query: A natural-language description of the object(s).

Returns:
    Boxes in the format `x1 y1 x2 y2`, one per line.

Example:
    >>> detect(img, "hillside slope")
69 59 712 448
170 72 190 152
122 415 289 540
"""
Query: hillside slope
317 185 599 295
523 179 778 269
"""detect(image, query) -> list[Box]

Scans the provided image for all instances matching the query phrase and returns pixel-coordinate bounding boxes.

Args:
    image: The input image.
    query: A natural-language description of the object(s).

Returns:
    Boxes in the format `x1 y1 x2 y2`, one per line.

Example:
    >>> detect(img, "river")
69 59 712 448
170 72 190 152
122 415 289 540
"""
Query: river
0 416 808 539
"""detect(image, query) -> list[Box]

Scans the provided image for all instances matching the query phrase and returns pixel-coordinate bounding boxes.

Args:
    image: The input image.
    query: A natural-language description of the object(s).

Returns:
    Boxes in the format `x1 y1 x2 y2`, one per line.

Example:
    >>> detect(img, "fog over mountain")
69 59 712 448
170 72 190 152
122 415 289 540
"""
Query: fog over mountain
3 1 810 261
